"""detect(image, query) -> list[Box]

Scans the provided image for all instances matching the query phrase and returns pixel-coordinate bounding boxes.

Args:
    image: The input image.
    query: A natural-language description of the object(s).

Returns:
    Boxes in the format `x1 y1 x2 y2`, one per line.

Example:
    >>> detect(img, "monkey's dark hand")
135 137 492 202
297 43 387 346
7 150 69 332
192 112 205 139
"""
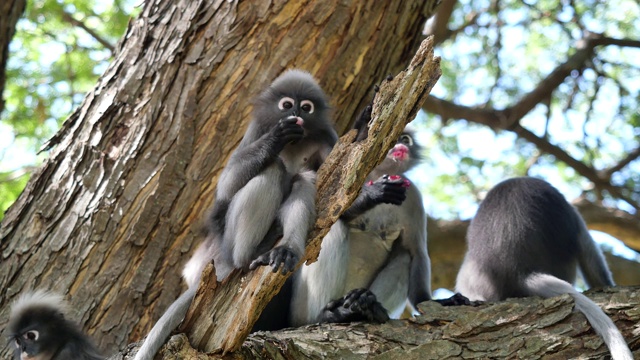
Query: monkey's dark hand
434 293 483 307
249 245 298 275
270 117 304 153
365 174 410 205
354 103 373 142
341 175 409 222
320 288 390 324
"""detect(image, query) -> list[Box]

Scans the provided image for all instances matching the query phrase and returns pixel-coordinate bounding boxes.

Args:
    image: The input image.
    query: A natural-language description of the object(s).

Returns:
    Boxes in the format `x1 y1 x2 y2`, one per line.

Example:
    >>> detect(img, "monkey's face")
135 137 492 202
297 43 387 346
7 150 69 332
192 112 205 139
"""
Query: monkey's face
375 131 422 176
9 309 65 360
254 70 333 138
274 95 329 136
12 328 54 360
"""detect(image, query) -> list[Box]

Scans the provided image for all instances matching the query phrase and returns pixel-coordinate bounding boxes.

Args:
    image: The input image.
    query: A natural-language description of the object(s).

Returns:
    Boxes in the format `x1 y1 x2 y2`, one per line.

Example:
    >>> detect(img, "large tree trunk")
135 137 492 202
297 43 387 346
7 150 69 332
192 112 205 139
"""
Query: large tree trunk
0 0 439 357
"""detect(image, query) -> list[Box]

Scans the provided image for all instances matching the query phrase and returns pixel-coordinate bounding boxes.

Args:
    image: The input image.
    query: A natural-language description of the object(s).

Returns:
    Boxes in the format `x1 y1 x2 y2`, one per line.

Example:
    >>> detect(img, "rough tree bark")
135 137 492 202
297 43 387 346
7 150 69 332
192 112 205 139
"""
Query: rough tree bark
0 0 440 357
120 287 639 359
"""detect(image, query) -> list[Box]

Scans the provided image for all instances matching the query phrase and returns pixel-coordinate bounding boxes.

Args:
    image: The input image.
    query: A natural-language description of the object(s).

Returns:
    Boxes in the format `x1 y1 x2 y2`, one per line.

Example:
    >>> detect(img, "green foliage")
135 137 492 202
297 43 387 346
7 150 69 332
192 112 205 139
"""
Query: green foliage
0 0 137 220
417 0 640 218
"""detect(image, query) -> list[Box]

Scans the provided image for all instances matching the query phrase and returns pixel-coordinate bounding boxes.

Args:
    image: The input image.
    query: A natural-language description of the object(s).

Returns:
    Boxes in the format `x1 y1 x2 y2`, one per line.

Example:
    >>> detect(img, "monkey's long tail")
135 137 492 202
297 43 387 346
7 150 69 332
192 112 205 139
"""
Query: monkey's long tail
524 273 632 360
134 286 196 360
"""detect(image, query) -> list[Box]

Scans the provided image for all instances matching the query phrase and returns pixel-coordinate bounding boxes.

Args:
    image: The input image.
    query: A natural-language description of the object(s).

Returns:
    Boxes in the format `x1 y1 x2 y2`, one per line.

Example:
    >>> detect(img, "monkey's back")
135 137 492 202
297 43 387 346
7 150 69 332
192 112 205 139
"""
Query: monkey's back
466 177 580 300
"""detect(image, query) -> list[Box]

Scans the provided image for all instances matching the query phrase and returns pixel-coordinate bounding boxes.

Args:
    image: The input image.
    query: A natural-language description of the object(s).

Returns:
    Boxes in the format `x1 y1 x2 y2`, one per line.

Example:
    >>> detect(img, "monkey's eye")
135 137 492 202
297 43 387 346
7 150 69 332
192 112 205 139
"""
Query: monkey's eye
399 134 413 146
300 100 315 114
24 330 39 341
278 97 295 110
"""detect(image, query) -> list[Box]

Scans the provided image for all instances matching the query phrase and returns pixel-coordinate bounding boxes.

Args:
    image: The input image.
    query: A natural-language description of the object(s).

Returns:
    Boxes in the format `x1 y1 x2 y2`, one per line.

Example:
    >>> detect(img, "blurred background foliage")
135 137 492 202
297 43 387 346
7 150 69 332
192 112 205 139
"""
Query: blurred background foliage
1 0 638 243
0 0 137 216
417 0 639 221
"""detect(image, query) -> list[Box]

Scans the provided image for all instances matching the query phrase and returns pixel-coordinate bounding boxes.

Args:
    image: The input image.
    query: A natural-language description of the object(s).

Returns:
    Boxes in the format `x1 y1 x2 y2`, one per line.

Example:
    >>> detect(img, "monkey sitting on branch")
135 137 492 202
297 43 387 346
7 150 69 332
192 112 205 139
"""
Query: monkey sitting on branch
455 177 633 360
253 98 431 330
134 69 338 360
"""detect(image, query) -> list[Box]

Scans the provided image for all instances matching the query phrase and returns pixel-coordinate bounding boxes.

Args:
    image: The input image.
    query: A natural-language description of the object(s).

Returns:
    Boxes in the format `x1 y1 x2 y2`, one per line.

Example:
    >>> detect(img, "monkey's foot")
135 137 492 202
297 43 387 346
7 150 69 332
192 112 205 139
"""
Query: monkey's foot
434 293 483 306
321 288 390 324
249 245 298 275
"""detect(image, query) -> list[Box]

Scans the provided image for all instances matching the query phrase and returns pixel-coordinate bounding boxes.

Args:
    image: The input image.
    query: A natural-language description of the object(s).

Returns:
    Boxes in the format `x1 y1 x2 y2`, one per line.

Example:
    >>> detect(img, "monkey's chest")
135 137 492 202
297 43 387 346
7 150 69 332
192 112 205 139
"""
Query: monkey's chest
344 222 402 291
280 142 320 173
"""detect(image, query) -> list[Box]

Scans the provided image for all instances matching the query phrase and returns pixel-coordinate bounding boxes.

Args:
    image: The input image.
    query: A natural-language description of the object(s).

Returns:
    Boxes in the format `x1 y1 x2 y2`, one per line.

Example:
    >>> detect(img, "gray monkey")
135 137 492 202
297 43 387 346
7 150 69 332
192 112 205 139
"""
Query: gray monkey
7 290 103 360
134 69 337 360
455 177 632 360
286 117 431 326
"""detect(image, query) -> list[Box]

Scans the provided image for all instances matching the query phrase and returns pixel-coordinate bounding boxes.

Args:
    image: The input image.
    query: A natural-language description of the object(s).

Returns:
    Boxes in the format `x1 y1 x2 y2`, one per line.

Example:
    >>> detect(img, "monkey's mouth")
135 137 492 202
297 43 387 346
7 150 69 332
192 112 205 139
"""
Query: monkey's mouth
389 144 409 162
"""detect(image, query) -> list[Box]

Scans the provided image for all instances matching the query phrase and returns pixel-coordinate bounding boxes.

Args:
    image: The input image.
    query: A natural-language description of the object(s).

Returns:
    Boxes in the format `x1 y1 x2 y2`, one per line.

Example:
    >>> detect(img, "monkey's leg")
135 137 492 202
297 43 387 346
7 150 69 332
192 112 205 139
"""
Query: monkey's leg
223 162 285 271
368 246 411 318
250 170 316 274
573 208 615 287
289 221 350 326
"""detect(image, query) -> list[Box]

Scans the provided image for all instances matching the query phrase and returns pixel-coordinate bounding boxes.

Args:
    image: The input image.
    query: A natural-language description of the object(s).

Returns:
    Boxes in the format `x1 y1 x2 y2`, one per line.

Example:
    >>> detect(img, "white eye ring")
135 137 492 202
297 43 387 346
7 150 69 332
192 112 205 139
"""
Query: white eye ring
399 134 413 146
300 100 314 114
278 97 295 110
24 330 39 341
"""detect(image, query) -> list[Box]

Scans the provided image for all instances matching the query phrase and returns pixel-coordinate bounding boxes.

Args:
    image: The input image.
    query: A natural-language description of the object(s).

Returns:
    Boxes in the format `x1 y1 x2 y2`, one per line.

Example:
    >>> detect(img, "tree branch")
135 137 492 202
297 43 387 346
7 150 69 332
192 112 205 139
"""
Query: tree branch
602 146 640 178
60 10 115 53
422 34 640 210
140 287 640 359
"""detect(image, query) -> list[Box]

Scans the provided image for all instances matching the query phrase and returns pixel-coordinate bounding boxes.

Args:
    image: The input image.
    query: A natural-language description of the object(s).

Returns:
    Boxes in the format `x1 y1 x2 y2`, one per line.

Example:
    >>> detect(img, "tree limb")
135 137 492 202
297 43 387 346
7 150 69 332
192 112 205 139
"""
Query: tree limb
422 34 640 210
134 287 640 359
60 10 115 53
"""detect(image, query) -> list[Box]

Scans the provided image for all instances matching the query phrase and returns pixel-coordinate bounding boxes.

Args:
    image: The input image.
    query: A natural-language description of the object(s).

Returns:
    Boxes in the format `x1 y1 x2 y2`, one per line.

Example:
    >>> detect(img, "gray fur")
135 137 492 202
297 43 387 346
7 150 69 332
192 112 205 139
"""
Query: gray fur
290 128 431 324
290 221 351 326
133 287 196 360
7 290 103 360
455 177 631 360
135 70 337 360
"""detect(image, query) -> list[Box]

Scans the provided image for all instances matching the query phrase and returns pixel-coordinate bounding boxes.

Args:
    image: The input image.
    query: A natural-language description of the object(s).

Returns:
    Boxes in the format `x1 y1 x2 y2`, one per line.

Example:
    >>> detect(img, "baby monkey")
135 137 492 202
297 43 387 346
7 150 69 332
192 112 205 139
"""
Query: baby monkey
7 290 103 360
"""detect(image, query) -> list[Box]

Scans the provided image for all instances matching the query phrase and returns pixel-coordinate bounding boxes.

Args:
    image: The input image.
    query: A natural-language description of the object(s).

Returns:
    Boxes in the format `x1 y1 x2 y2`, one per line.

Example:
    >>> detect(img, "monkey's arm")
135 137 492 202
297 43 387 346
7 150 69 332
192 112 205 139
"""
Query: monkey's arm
353 103 372 142
216 118 303 199
340 175 409 222
573 207 615 287
403 187 432 307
